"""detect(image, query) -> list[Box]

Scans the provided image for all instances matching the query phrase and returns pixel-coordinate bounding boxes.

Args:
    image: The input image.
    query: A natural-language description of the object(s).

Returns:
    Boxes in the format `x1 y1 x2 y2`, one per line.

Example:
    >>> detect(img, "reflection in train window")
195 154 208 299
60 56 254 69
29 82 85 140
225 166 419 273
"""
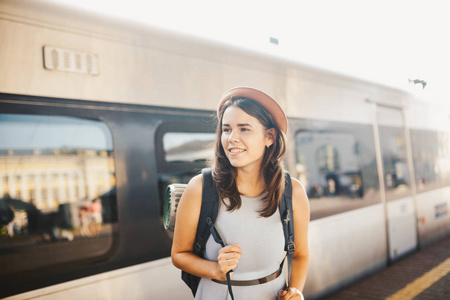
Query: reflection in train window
158 130 214 238
411 129 450 192
378 126 412 201
159 131 214 193
297 132 363 198
294 125 380 220
163 132 215 163
317 145 340 172
0 113 117 276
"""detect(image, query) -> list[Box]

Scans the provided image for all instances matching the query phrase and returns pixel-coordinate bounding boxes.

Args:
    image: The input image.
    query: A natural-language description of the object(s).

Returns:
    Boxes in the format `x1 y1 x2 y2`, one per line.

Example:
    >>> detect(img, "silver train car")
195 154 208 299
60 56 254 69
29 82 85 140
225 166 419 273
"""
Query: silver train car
1 0 449 299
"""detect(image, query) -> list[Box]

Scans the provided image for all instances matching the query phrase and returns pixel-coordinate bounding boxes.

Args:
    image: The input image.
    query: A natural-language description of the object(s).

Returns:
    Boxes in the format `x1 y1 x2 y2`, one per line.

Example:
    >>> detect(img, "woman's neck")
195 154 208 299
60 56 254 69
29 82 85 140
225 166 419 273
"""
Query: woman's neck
236 167 266 197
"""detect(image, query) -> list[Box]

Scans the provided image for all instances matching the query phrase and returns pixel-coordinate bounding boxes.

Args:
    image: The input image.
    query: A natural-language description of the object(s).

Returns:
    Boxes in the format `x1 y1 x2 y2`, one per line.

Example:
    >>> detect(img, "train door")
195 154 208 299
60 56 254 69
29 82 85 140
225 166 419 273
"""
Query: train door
375 104 419 262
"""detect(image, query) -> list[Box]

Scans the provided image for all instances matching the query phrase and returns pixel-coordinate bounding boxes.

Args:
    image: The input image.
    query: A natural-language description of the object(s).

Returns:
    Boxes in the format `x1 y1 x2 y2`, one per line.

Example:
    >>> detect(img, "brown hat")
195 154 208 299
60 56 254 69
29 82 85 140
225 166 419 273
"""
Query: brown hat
217 87 288 134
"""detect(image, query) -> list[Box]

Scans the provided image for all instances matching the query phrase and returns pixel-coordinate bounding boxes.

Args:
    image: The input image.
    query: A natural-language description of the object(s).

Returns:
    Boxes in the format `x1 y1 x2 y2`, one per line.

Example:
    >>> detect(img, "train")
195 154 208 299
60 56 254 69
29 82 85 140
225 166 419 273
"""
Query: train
1 0 449 299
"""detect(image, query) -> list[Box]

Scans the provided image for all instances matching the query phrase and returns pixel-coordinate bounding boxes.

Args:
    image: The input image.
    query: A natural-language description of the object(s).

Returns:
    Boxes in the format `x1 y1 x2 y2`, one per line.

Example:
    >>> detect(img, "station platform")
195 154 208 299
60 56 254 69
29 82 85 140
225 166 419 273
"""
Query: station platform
322 234 450 300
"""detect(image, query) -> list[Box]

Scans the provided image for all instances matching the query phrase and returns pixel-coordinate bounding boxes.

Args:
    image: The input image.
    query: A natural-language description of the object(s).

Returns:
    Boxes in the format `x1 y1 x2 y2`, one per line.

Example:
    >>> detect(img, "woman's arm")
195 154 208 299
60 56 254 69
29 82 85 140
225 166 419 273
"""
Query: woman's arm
290 177 310 289
279 177 310 299
171 174 242 281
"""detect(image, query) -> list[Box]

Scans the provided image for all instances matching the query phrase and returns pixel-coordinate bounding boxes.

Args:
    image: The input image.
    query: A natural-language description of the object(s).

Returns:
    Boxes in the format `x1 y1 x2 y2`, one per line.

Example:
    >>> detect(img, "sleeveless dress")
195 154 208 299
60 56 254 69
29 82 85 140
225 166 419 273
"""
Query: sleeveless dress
194 193 286 300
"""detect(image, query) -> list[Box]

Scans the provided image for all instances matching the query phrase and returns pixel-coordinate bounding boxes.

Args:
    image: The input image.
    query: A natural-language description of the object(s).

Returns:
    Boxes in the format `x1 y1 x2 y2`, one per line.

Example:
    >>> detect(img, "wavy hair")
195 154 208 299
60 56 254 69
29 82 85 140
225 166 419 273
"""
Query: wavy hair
212 97 287 217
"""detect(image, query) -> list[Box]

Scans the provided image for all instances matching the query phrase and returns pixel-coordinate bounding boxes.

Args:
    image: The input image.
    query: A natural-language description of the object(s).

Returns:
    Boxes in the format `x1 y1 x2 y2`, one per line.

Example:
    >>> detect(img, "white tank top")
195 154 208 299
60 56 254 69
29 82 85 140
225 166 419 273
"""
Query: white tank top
195 193 286 300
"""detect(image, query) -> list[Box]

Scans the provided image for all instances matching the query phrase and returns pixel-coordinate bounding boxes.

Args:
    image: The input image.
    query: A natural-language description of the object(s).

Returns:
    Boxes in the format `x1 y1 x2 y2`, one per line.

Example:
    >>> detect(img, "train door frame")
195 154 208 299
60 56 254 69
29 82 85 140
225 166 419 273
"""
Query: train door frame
368 99 420 263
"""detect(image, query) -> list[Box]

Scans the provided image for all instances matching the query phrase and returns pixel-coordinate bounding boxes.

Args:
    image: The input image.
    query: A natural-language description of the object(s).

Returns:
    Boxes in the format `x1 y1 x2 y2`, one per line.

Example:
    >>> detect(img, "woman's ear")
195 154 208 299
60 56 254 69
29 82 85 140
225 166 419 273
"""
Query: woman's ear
266 128 276 147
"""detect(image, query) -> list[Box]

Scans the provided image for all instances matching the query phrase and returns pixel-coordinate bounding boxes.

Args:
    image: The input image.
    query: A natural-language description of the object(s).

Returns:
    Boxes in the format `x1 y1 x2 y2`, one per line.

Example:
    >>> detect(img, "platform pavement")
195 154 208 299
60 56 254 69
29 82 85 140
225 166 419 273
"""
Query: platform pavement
321 234 450 300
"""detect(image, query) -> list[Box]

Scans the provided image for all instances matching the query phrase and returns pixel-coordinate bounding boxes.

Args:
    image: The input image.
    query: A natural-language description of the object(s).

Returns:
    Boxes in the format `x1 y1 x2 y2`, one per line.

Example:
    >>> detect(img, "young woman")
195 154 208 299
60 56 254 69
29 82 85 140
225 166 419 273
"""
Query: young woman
172 87 310 300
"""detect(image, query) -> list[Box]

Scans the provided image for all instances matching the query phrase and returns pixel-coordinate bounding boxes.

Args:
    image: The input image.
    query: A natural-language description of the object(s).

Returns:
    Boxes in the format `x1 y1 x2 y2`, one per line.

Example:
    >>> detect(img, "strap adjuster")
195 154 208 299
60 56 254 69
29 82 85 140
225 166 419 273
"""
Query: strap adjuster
287 242 295 254
194 242 202 252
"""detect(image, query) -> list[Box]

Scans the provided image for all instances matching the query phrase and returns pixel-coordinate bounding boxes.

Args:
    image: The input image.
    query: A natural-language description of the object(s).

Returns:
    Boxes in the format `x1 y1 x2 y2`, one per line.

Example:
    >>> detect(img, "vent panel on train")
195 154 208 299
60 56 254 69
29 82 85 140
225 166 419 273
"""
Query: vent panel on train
43 46 99 75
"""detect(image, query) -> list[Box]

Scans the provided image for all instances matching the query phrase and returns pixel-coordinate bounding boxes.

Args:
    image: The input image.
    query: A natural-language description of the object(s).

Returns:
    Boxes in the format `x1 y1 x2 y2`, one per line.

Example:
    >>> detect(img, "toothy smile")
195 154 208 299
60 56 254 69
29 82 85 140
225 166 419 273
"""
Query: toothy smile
229 148 245 153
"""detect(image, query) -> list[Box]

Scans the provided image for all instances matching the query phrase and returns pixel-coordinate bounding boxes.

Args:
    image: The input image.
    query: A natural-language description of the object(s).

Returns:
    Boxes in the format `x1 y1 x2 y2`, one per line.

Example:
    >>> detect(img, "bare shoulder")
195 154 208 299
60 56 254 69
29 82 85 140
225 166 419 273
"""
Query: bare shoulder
290 177 306 198
290 177 310 216
180 173 203 207
186 173 203 194
173 174 203 232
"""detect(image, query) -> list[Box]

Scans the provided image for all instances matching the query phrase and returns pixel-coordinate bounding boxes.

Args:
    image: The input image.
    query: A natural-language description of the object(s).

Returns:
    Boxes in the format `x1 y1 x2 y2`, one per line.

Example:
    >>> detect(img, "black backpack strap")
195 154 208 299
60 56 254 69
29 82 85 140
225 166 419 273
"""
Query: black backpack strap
193 168 220 255
182 168 221 296
279 171 295 283
207 218 235 300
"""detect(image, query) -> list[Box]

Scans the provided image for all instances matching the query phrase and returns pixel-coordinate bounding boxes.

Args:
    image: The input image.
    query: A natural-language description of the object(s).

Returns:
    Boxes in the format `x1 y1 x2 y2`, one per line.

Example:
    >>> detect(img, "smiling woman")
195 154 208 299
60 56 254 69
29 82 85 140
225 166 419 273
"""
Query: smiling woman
221 106 272 171
171 87 310 300
214 91 287 218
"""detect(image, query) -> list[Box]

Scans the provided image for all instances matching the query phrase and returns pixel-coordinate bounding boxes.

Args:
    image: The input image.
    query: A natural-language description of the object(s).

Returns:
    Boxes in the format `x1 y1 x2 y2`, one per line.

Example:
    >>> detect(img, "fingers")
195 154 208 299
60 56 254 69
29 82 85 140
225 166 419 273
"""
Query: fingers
278 287 303 300
278 289 288 300
216 243 243 279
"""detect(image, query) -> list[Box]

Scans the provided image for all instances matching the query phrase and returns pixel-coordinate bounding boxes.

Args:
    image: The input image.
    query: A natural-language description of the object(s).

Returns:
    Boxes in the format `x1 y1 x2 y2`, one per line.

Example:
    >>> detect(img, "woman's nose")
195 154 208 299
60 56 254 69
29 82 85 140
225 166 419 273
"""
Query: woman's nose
228 129 239 143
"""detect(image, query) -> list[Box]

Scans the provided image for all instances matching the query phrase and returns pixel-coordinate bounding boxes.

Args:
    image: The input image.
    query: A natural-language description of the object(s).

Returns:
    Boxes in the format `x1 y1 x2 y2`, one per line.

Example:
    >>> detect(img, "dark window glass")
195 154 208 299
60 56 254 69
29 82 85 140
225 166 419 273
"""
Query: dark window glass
411 130 450 192
0 113 118 276
156 124 215 238
293 121 380 220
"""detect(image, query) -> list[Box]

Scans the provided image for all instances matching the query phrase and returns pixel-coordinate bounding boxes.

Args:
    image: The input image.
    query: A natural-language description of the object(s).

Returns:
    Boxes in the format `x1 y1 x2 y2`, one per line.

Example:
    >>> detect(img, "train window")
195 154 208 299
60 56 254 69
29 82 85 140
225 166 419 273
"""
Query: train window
377 128 412 201
155 121 215 232
163 132 215 163
159 131 215 195
411 129 450 192
376 106 413 201
293 121 380 220
0 113 117 277
379 127 412 200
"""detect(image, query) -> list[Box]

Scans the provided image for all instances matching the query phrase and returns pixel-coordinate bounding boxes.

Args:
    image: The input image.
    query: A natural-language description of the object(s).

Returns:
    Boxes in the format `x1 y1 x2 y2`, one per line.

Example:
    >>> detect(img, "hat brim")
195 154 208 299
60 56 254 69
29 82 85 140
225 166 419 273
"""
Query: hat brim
217 87 288 134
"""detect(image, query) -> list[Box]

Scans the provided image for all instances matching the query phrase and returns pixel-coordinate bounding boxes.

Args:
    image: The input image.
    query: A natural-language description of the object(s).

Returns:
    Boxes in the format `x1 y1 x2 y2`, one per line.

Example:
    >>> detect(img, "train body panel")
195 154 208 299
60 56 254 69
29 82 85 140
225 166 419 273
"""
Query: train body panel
416 186 450 246
5 258 191 300
0 0 414 126
306 204 387 297
1 0 449 299
386 197 418 259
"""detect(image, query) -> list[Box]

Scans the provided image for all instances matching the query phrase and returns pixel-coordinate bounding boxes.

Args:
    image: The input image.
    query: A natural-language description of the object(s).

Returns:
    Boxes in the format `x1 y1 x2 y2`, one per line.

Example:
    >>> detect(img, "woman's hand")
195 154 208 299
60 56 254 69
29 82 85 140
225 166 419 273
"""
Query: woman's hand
215 243 243 281
278 287 304 300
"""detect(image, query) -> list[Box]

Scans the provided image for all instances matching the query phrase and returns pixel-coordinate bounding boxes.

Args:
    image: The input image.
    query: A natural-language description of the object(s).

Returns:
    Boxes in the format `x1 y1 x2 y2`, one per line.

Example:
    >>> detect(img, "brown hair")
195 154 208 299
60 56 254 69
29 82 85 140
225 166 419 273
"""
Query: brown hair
212 97 286 217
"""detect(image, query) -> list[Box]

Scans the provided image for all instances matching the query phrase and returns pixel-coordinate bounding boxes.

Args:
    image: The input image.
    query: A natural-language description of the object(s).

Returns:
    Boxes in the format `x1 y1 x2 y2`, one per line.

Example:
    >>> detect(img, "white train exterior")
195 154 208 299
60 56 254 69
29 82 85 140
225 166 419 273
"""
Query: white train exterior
1 0 449 299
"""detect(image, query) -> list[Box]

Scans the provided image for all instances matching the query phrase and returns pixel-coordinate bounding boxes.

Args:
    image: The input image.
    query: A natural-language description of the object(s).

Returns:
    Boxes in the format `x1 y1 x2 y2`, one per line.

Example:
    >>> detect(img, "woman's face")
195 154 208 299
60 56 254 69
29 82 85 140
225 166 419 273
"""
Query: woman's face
221 105 274 171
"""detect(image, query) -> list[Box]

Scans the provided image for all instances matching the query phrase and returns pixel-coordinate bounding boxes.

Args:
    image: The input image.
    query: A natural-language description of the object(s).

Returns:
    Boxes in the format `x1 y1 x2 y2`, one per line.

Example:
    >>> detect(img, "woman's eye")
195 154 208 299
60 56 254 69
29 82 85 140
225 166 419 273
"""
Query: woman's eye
241 128 249 132
222 128 230 132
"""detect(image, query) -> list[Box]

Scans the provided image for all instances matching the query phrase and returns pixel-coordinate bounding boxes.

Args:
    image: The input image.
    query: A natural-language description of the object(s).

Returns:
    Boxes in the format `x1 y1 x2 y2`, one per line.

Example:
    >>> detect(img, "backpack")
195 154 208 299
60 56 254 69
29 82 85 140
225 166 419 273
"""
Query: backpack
164 168 295 298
